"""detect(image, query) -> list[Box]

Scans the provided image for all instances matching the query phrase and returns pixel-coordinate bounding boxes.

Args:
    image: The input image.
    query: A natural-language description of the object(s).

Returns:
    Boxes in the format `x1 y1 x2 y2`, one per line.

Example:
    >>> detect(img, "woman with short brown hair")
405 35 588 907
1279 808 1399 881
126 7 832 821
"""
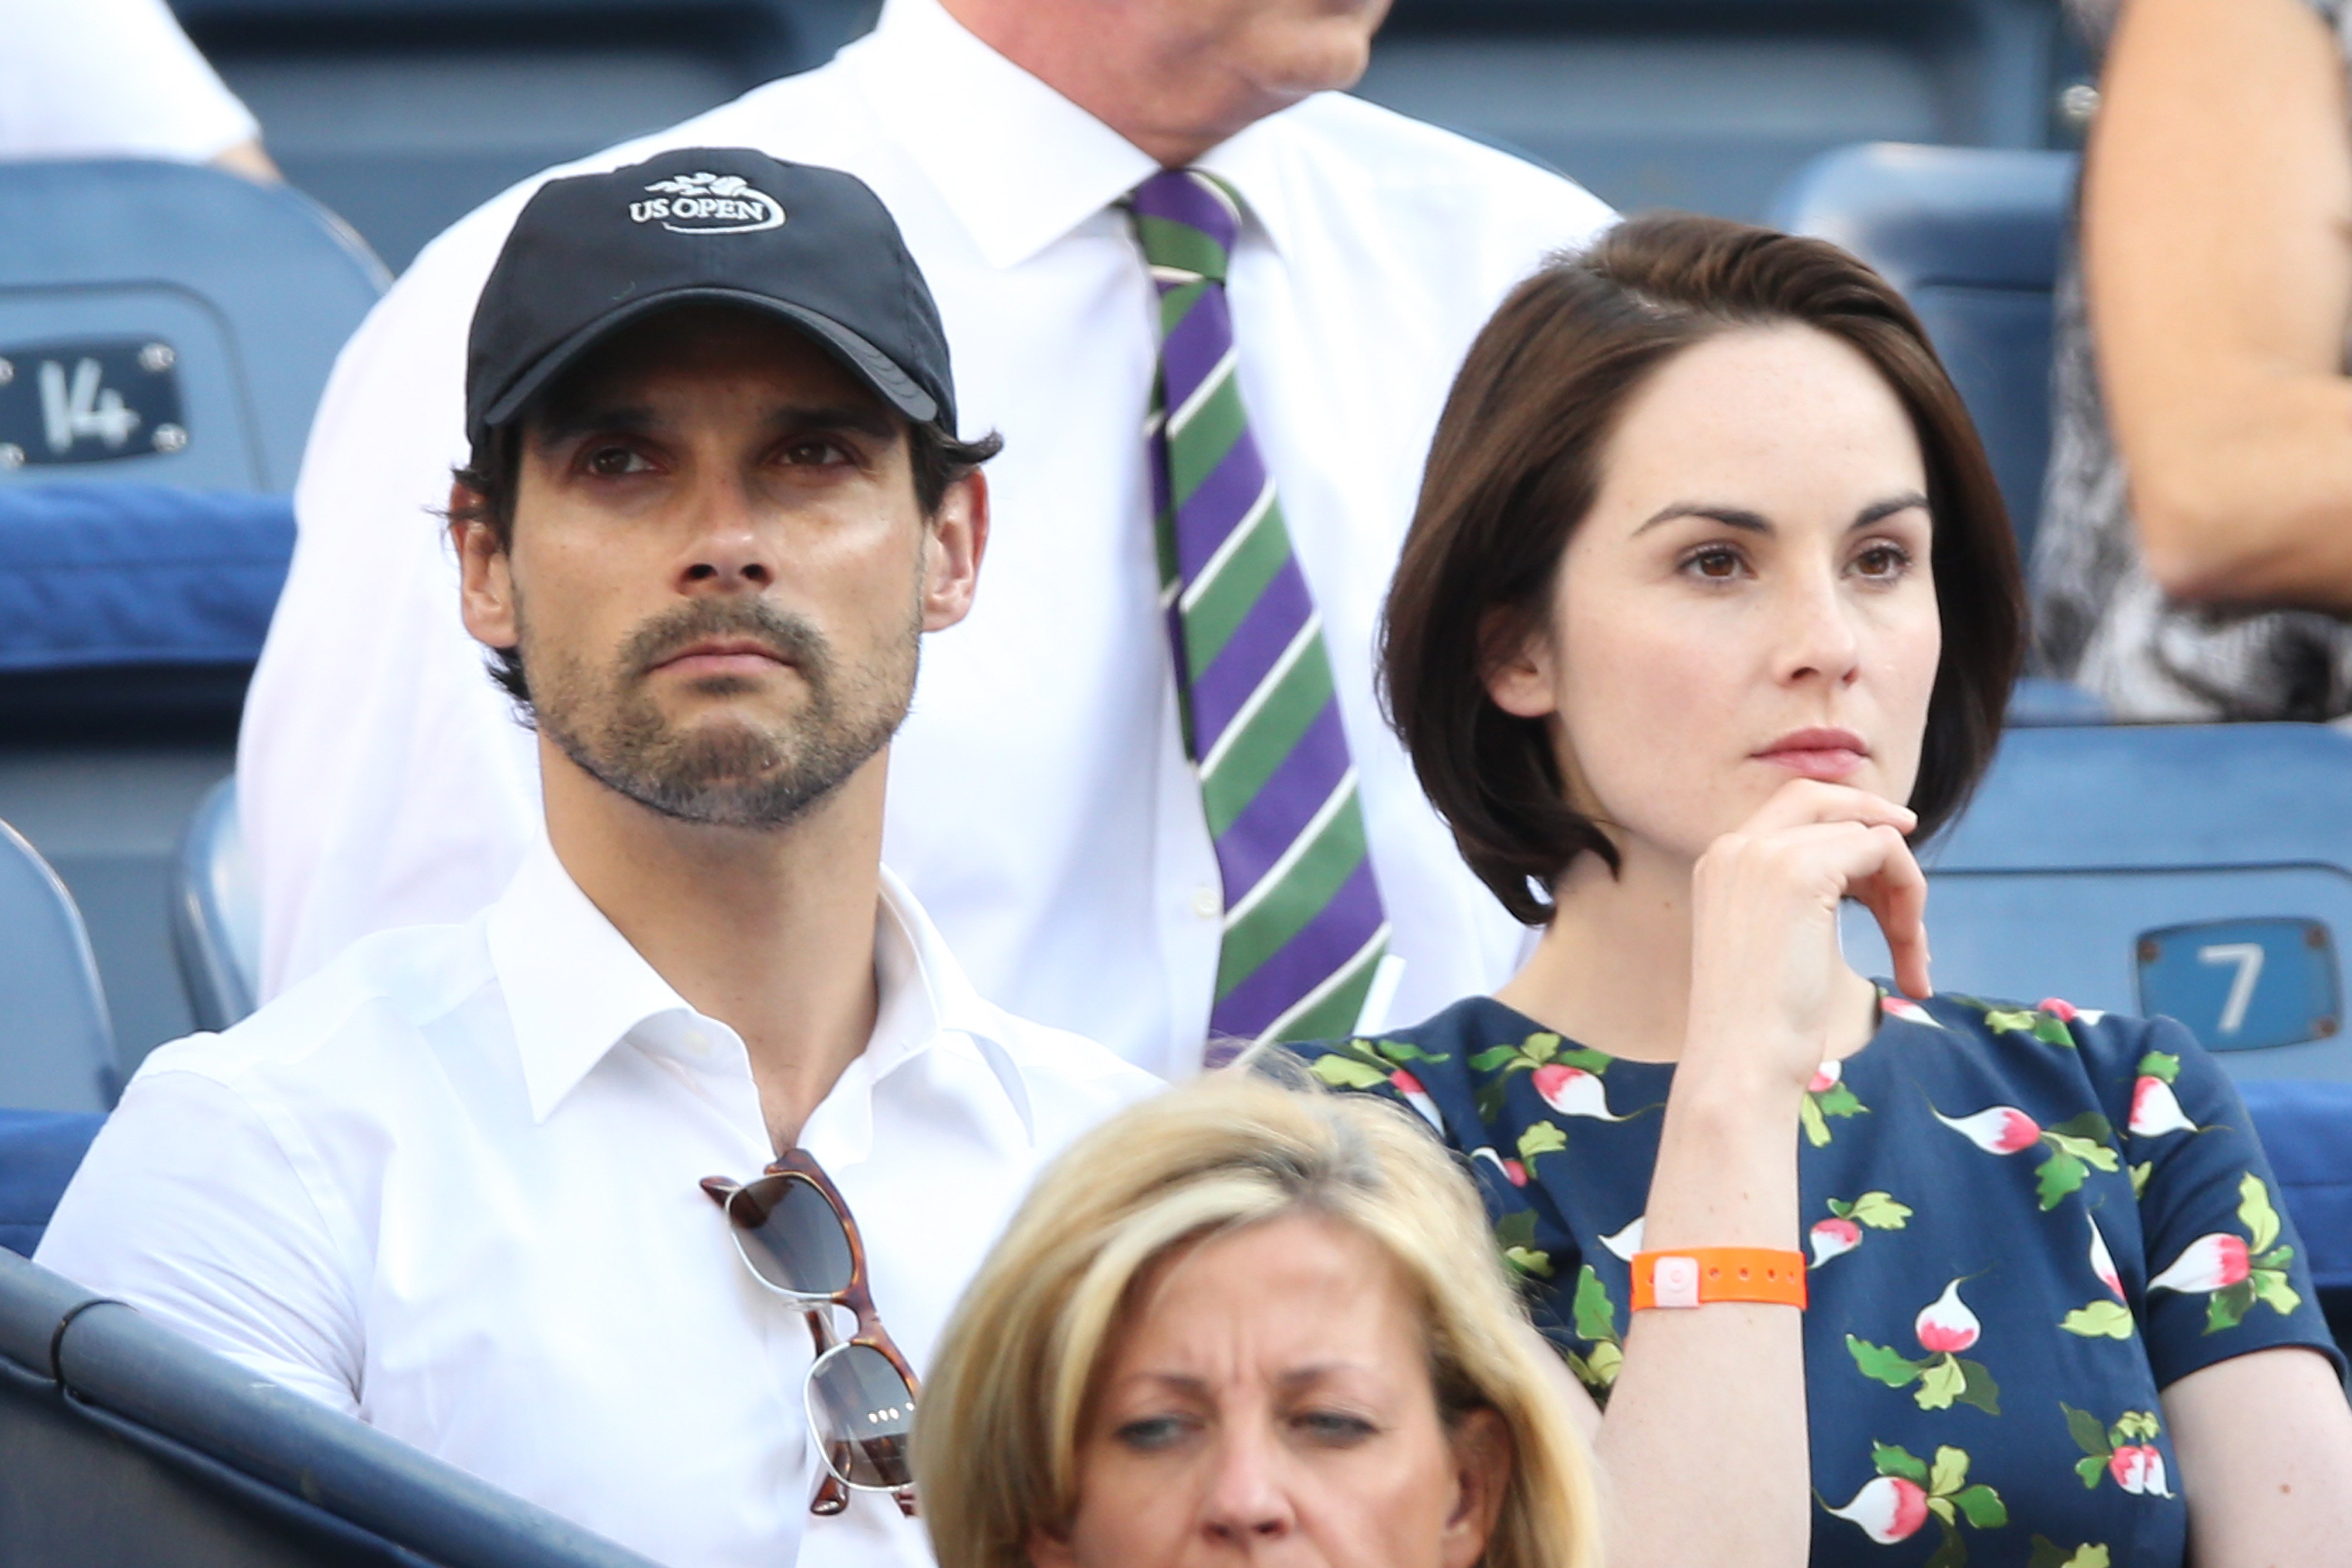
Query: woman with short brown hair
1292 212 2352 1568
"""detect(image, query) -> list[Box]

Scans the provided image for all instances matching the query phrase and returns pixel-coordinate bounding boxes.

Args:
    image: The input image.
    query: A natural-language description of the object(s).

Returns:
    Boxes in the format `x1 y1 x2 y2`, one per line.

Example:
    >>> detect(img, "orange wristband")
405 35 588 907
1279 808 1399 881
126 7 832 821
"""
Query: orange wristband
1630 1247 1808 1311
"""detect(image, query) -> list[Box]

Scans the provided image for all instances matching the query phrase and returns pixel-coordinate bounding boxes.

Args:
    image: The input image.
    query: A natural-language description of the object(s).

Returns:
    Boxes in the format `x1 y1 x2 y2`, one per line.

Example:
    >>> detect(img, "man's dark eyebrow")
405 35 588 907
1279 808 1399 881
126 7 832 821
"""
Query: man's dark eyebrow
1631 490 1930 538
529 401 899 450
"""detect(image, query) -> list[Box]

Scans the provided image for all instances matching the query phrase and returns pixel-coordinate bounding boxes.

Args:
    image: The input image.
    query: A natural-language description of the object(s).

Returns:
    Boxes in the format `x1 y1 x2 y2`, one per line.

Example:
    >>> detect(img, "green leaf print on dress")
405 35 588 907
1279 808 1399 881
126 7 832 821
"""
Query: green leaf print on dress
1306 1037 1450 1132
1467 1030 1625 1125
1826 1441 2007 1564
1933 1104 2121 1210
1847 1279 2001 1413
2029 1540 2112 1568
1800 1058 1869 1147
2149 1172 2303 1332
2060 1406 2172 1496
1561 1264 1622 1398
2059 1214 2137 1340
1810 1190 1912 1266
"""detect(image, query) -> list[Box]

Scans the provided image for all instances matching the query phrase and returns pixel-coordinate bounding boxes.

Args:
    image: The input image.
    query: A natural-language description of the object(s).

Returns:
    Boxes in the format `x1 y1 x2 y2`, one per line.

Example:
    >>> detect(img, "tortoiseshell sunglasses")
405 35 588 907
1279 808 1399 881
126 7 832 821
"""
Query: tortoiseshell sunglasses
701 1150 920 1518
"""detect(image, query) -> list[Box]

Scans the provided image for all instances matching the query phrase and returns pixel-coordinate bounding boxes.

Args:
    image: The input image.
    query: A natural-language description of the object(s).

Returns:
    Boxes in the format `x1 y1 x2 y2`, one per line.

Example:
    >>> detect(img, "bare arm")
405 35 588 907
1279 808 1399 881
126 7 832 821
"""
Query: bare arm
2086 0 2352 607
2164 1346 2352 1566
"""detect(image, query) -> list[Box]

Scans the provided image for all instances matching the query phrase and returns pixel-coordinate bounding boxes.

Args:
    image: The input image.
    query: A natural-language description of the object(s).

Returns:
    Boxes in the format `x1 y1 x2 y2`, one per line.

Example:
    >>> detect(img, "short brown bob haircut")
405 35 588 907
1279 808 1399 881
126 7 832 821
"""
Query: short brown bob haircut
1385 211 2025 926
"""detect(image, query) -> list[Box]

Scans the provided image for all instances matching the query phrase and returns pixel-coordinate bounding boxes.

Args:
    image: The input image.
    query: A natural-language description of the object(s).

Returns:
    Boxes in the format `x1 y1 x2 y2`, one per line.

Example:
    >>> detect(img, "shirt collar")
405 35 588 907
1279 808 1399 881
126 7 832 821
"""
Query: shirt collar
846 0 1298 269
485 838 1034 1139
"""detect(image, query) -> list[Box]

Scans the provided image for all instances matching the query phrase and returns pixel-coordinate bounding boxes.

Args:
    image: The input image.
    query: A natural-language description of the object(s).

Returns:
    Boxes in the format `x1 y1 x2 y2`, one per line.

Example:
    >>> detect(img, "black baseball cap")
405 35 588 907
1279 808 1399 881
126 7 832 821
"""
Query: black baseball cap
464 147 957 452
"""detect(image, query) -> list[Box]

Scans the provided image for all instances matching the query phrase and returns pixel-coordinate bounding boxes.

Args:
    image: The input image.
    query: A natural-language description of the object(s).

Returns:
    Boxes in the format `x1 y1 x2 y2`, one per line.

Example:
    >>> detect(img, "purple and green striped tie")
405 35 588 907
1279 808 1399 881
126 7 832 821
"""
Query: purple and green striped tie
1126 167 1390 1052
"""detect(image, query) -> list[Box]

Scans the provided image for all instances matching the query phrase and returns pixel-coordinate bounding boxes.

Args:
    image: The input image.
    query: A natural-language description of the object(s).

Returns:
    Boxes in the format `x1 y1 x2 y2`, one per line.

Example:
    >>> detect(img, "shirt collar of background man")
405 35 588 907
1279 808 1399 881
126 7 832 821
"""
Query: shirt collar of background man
483 837 1036 1142
848 0 1301 273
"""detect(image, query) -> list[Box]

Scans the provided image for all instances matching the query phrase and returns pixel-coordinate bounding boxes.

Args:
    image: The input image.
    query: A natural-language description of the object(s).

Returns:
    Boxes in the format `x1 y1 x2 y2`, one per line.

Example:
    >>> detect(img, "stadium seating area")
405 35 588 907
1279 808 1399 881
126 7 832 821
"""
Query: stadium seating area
4 0 2349 1552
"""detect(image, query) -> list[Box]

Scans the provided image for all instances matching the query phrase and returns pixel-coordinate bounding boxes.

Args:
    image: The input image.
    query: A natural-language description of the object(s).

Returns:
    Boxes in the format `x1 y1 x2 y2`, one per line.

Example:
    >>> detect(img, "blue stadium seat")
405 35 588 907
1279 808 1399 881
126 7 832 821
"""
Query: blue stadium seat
171 779 260 1035
1845 724 2352 1080
0 159 383 495
0 820 116 1113
1769 142 2078 566
0 1248 662 1566
0 1111 104 1259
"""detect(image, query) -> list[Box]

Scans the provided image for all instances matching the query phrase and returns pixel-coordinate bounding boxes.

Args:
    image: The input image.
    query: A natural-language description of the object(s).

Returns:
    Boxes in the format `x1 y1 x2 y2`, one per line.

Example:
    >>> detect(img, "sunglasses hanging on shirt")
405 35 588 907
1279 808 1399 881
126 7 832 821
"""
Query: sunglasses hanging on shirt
701 1150 921 1518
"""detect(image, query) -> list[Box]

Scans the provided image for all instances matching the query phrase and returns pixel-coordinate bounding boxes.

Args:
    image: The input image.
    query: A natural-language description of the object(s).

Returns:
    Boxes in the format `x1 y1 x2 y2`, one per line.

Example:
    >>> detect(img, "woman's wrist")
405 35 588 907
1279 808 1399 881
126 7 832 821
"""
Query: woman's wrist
1645 1079 1804 1251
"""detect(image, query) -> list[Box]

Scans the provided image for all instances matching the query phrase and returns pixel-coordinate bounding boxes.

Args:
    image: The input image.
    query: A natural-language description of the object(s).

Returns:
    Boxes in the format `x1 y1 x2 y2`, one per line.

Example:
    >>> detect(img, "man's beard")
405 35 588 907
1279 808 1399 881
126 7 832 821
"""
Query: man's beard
527 594 917 831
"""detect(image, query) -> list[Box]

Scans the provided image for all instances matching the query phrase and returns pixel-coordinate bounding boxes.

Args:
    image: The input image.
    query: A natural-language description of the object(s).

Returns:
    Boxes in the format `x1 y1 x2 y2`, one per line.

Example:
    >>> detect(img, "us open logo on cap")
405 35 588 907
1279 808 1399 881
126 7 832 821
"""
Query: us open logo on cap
629 172 784 235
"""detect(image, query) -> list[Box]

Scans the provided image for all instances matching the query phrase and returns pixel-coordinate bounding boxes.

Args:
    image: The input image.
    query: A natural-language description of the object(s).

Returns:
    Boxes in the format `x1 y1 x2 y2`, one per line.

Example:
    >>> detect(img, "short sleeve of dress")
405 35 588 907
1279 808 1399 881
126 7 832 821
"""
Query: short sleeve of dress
2125 1016 2344 1387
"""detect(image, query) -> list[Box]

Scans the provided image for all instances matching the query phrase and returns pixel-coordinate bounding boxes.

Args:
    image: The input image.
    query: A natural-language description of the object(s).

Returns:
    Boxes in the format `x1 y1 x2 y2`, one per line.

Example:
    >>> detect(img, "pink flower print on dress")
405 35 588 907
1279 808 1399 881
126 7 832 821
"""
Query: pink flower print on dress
1935 1104 2043 1153
2129 1077 2197 1136
2060 1215 2139 1338
1880 994 1944 1028
1827 1475 1929 1544
1915 1279 1983 1353
1388 1068 1443 1133
1808 1059 1842 1094
1530 1063 1624 1122
2107 1446 2171 1496
2150 1233 2252 1294
1811 1217 1862 1265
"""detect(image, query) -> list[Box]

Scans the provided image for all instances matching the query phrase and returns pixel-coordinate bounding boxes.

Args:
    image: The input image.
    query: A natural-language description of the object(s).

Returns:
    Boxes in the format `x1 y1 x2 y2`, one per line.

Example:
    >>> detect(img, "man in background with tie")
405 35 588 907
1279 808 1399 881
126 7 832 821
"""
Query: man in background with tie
246 0 1615 1074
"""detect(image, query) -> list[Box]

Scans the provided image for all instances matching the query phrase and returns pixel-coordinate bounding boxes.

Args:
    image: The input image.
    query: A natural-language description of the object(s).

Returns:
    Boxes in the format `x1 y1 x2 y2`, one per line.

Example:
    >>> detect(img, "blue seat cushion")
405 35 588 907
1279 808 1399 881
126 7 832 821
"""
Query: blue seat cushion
0 1109 106 1257
0 482 293 671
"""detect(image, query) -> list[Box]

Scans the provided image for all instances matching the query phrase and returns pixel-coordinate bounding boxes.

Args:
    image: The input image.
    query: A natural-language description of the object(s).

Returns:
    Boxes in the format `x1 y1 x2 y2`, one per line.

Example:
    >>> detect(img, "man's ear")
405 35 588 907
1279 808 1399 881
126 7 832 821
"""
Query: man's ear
921 468 990 633
1437 1407 1513 1568
451 483 519 651
1481 606 1558 720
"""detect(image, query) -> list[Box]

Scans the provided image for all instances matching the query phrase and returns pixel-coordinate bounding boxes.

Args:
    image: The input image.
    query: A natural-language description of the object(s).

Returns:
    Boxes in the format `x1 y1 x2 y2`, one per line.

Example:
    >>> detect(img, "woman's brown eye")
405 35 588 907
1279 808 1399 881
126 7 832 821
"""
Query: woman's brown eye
1691 548 1739 578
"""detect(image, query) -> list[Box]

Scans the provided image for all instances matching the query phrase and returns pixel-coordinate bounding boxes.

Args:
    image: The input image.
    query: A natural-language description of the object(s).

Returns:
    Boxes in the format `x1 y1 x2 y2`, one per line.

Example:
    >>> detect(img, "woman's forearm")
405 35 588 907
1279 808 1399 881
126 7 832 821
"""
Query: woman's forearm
1590 1073 1810 1568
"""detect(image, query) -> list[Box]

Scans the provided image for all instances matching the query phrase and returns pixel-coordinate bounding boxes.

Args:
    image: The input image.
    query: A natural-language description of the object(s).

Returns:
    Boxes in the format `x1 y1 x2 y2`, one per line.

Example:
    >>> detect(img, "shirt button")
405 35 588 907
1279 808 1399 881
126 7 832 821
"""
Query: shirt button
1192 886 1222 920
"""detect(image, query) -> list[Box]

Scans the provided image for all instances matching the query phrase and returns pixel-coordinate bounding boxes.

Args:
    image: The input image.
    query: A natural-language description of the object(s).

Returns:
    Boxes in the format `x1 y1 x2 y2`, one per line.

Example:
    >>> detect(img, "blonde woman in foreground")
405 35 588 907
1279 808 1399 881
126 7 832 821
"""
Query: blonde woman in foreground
912 1072 1598 1568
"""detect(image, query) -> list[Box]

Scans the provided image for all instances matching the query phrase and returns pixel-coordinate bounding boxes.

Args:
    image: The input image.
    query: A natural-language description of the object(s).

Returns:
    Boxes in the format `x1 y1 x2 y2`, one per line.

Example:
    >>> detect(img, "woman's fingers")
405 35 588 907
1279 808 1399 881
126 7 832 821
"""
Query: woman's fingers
1849 823 1932 999
1740 776 1918 838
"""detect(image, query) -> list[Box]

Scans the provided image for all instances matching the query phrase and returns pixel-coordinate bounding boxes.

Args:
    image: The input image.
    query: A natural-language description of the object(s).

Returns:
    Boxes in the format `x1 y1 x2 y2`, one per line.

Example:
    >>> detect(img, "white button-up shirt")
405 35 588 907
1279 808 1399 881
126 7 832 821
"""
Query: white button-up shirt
36 843 1159 1568
240 0 1617 1074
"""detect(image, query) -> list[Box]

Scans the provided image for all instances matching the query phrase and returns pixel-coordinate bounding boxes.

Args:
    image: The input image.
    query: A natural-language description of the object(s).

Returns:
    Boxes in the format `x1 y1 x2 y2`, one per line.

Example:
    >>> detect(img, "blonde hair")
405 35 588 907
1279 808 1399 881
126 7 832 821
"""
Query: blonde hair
913 1070 1599 1568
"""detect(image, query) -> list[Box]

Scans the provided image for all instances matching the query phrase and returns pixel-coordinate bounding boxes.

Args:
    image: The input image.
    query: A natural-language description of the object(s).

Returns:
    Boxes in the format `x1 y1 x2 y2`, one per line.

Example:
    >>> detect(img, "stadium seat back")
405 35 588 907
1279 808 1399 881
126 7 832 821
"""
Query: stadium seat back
0 1248 662 1566
0 160 385 495
1770 142 2078 563
1843 724 2352 1079
171 779 260 1035
0 820 116 1113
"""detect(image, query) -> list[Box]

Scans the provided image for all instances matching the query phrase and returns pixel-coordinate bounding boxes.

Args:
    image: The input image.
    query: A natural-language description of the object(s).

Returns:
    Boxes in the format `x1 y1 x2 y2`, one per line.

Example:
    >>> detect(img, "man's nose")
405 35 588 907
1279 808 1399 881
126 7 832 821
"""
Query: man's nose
1198 1429 1297 1550
676 472 776 592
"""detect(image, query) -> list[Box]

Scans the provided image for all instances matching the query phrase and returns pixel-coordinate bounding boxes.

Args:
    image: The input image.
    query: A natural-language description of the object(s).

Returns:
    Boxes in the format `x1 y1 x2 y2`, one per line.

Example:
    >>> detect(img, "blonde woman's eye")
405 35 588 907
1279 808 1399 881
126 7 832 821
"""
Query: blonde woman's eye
1112 1416 1190 1452
1295 1411 1379 1446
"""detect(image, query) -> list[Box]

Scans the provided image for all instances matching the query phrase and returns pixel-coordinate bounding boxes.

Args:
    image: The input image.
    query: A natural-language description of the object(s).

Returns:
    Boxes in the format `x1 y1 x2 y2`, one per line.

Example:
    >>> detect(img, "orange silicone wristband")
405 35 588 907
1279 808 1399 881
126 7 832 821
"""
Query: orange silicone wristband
1630 1247 1808 1311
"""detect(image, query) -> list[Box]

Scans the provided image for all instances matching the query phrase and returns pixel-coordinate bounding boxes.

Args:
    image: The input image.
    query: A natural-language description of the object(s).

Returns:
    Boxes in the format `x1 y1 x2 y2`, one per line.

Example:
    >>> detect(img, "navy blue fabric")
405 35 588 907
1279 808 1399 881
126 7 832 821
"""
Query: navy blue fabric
0 1110 105 1257
0 483 293 671
1293 995 2342 1568
2239 1078 2352 1290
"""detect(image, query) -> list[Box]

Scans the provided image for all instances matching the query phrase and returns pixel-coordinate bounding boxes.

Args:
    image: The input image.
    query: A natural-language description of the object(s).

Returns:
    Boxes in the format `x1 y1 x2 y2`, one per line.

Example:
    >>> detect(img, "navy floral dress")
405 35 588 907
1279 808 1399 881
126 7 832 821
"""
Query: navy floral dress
1289 991 2342 1568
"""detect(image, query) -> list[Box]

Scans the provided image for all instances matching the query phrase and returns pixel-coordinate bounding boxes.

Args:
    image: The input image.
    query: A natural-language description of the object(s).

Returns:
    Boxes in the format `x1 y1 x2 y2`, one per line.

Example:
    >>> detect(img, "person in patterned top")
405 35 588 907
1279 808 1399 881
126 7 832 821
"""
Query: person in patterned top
1283 213 2352 1568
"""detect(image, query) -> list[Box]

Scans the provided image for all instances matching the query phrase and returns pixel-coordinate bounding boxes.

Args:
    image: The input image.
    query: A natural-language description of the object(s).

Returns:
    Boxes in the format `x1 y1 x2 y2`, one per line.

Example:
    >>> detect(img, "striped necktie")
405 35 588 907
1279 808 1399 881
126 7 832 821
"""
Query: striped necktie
1126 167 1390 1053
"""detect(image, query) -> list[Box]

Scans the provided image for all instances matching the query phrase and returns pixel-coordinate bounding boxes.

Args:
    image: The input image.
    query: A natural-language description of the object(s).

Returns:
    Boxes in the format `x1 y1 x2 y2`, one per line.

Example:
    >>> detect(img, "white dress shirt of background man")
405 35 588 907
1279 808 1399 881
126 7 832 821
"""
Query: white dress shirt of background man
40 149 1159 1568
243 0 1617 1076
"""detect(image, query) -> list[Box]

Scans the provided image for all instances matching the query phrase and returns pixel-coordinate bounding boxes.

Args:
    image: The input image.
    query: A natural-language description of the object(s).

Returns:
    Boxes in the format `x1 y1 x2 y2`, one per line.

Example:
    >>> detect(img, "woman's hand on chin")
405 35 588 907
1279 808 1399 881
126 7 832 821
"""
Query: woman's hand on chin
1683 777 1928 1102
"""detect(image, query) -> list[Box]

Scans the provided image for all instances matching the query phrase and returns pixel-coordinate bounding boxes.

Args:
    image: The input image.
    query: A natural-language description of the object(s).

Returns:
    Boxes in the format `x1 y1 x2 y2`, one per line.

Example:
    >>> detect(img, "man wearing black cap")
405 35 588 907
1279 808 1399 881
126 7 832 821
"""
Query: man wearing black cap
38 149 1157 1568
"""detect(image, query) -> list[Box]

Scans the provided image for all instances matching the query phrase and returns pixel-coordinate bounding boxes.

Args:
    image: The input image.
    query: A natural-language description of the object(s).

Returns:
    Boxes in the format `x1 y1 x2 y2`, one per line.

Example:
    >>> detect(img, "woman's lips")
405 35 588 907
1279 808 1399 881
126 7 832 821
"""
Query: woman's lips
1753 728 1868 782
